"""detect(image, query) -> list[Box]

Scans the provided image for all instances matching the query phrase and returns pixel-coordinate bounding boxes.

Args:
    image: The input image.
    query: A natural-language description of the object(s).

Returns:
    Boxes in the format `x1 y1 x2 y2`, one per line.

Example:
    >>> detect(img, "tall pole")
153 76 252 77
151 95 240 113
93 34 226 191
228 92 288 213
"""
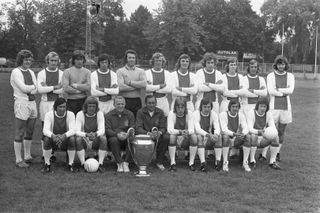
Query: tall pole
85 0 92 70
314 25 318 79
281 23 284 56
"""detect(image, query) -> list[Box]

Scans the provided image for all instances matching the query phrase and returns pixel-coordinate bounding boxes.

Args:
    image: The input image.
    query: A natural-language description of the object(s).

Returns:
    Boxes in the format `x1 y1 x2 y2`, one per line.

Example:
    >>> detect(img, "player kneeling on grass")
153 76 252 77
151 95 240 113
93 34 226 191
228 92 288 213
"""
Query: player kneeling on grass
75 96 107 172
167 97 194 172
219 100 250 172
246 97 281 170
42 98 76 173
192 98 222 172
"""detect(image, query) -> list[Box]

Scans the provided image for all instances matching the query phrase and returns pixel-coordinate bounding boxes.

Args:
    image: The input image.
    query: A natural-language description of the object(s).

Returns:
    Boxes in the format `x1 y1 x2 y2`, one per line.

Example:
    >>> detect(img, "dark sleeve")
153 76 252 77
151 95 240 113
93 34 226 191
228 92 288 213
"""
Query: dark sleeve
136 110 148 134
158 111 167 134
105 113 117 137
128 111 135 129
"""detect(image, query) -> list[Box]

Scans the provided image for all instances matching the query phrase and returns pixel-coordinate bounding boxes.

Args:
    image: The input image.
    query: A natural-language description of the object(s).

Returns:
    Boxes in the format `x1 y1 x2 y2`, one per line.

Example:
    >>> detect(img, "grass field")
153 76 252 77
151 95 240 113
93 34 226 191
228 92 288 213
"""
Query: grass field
0 72 319 213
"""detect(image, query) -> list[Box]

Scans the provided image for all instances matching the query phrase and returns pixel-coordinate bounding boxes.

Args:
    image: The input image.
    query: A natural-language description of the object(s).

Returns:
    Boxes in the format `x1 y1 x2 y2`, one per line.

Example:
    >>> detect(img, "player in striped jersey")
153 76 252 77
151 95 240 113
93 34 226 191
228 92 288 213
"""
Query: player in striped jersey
145 52 172 117
195 52 224 114
219 100 250 172
192 98 222 172
91 53 119 115
220 58 244 113
75 97 107 172
241 59 267 116
42 98 76 173
10 50 38 168
171 54 198 112
266 55 295 162
167 97 194 172
37 52 63 162
246 97 281 170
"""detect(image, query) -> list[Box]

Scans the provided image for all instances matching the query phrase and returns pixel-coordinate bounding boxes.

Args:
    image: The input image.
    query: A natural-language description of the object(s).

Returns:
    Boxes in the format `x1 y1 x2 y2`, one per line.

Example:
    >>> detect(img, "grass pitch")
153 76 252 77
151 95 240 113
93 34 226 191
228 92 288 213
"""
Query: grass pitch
0 73 319 213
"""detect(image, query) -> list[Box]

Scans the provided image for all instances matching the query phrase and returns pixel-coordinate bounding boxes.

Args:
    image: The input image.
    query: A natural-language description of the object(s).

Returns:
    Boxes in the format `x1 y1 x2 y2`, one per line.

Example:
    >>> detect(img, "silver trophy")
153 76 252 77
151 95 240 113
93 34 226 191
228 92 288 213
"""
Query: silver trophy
127 127 158 177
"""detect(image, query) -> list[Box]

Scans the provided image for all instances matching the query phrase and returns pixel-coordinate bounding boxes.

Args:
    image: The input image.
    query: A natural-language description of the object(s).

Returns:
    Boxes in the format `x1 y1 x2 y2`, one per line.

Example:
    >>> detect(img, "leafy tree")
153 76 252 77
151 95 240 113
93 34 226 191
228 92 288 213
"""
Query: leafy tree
261 0 320 63
128 5 153 60
144 0 205 68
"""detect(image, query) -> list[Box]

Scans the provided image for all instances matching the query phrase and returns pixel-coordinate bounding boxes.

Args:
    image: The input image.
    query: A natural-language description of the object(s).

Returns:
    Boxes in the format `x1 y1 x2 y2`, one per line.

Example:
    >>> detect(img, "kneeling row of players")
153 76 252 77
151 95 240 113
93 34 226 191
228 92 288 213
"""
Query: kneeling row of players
41 95 280 174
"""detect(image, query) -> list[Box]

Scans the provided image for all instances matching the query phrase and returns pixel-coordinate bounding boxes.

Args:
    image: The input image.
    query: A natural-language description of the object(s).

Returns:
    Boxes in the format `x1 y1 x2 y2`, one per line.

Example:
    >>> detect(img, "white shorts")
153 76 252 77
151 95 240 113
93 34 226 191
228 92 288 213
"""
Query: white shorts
271 109 292 124
40 101 54 121
14 99 37 120
242 104 255 117
99 100 114 115
156 96 170 117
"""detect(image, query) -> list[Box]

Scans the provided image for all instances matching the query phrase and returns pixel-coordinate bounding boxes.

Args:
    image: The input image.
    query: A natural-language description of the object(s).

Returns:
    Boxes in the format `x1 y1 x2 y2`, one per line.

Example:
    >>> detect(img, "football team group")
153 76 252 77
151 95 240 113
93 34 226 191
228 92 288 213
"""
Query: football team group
10 48 294 174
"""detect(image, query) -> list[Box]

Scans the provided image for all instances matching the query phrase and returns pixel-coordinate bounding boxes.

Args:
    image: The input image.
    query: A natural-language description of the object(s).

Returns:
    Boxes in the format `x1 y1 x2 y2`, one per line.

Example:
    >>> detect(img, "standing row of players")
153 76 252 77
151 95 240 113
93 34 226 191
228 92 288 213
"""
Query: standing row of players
10 49 295 173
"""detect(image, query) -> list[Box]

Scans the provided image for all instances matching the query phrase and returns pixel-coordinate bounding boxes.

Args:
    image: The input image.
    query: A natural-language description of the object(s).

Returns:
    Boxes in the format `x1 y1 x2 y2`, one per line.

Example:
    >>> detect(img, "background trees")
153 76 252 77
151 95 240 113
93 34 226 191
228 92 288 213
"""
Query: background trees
0 0 319 66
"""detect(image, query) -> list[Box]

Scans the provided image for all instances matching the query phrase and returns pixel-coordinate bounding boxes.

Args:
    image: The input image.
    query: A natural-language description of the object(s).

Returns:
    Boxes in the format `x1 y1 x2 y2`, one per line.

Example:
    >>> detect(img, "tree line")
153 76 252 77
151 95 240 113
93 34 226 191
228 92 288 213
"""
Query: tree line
0 0 319 69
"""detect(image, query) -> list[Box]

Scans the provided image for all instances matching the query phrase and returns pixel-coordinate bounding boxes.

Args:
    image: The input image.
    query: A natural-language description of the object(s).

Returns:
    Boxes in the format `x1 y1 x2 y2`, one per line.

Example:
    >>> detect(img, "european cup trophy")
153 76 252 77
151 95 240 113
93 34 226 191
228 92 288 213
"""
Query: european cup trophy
127 127 158 177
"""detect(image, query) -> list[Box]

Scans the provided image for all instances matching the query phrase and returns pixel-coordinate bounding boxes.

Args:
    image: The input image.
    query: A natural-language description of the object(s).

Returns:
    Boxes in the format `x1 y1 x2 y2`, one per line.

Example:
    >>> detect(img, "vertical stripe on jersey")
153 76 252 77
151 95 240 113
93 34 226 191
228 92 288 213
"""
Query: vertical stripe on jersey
248 76 260 104
45 69 59 101
253 111 267 130
226 74 240 102
274 72 288 110
152 69 166 98
178 72 191 102
84 114 98 133
53 112 67 134
203 69 216 102
174 115 187 130
227 113 239 133
20 69 35 101
97 71 112 102
200 114 212 133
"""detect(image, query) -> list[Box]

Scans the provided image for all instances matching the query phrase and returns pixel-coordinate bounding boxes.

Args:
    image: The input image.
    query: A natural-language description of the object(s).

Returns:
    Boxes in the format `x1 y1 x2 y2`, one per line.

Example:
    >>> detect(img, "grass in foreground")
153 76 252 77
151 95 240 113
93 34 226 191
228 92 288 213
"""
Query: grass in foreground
0 73 319 213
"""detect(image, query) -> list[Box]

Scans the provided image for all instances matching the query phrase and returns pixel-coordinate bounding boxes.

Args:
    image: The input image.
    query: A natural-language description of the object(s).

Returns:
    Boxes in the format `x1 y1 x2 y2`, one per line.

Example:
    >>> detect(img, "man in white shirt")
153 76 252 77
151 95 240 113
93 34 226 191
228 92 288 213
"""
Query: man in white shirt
10 49 37 168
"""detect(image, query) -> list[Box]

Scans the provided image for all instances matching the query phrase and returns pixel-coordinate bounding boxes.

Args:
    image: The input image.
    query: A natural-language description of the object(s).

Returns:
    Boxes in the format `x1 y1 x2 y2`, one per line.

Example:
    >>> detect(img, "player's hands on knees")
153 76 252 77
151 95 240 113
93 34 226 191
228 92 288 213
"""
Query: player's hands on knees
210 133 219 142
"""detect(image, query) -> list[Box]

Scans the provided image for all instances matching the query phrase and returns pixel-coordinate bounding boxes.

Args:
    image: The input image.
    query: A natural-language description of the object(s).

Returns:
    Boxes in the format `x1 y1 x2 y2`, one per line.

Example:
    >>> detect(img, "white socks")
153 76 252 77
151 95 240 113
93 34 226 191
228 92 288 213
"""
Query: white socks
214 148 222 161
250 146 257 163
270 146 280 164
98 150 106 165
43 149 52 165
189 146 197 166
261 145 269 157
23 139 32 159
168 146 176 165
14 142 22 163
77 150 85 165
242 146 250 164
222 147 229 163
67 150 76 165
197 148 205 163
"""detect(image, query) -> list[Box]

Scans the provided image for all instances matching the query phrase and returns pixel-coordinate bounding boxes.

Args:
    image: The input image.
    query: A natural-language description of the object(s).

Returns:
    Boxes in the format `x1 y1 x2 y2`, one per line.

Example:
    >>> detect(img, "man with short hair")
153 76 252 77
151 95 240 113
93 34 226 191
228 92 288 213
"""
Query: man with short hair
91 53 119 115
62 50 91 115
136 95 169 171
117 49 147 117
219 100 250 172
37 51 64 162
105 96 135 173
75 96 107 172
10 49 37 168
42 98 76 173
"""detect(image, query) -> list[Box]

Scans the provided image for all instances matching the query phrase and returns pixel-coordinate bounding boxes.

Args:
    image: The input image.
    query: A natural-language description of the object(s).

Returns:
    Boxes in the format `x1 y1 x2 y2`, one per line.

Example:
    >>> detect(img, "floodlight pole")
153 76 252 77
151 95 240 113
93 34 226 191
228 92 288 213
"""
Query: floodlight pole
281 23 284 56
314 25 318 80
85 0 92 70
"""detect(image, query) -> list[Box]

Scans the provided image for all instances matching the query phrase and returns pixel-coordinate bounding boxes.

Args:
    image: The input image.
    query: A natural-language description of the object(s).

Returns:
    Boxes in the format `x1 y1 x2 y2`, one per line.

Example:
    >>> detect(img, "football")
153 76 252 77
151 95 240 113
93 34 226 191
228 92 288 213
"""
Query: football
264 127 278 140
84 158 99 173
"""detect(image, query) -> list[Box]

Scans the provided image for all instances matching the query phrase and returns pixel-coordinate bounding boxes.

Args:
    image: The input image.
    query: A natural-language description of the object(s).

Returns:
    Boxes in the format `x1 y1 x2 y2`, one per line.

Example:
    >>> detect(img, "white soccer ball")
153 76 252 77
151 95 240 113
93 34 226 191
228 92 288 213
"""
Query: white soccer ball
264 127 278 140
84 158 99 173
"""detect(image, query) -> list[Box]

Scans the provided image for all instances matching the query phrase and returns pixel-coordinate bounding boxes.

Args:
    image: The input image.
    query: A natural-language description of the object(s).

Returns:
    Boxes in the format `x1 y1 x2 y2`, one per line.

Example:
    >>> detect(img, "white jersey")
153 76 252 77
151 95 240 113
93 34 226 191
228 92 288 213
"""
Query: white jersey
37 68 63 101
167 110 194 135
91 69 119 99
241 75 267 105
145 68 172 95
10 67 37 101
267 70 295 111
75 111 105 137
246 109 276 135
192 110 221 136
43 110 75 138
219 111 249 136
